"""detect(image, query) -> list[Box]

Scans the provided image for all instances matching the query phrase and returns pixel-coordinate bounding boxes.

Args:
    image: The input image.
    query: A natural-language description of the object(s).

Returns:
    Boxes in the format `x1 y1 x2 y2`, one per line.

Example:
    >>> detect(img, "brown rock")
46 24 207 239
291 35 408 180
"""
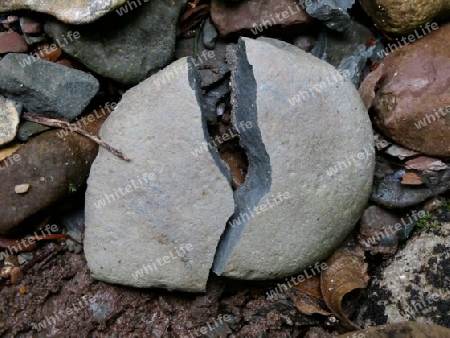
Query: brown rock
0 32 28 53
360 23 450 157
10 267 23 285
35 43 62 62
359 0 450 35
0 109 110 233
211 0 313 36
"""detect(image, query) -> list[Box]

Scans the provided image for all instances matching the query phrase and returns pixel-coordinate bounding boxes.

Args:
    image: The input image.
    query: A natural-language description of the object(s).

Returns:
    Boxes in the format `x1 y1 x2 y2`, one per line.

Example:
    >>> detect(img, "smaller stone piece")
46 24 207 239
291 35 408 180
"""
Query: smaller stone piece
10 267 23 284
14 183 30 194
0 0 130 24
0 31 28 53
359 0 450 35
19 17 41 34
0 53 99 120
305 0 355 31
203 17 218 49
17 121 51 141
0 97 21 146
211 0 313 36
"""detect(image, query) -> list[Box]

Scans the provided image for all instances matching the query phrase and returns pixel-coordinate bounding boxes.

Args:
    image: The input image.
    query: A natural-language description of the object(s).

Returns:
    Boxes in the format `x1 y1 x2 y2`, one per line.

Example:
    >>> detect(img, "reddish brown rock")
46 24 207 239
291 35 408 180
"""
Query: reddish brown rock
211 0 313 36
0 32 28 53
360 23 450 158
0 109 110 233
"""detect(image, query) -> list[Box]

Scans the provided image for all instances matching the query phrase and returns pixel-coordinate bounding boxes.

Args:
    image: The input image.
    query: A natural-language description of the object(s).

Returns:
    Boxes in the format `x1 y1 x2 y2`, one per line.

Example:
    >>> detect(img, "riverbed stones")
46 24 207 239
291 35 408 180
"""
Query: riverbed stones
212 38 374 279
84 58 234 292
0 54 99 120
0 0 129 24
44 0 185 85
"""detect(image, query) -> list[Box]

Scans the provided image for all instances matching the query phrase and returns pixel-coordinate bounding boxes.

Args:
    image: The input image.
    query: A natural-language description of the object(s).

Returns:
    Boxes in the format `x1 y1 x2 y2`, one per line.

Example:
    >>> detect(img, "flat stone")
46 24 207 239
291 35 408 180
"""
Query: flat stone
0 0 130 24
17 121 51 141
211 0 313 36
212 38 374 279
84 58 234 292
0 53 99 120
44 0 186 85
0 97 20 146
0 31 28 53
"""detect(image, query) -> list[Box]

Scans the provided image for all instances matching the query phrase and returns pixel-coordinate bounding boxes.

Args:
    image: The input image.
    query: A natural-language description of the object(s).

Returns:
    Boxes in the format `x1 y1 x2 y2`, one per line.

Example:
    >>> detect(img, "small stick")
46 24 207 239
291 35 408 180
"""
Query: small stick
22 112 130 162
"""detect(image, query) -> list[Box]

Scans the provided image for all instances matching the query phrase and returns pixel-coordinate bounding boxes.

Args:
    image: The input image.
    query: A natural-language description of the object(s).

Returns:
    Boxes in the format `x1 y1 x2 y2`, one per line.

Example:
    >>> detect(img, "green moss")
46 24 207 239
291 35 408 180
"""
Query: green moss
416 211 439 230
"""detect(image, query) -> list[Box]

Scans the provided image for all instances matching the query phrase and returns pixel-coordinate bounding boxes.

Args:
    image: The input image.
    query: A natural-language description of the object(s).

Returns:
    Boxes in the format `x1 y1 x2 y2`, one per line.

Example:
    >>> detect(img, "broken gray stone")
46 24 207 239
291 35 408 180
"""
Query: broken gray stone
0 54 99 120
84 58 234 292
203 17 218 50
0 96 20 146
213 37 374 279
0 0 129 24
44 0 186 85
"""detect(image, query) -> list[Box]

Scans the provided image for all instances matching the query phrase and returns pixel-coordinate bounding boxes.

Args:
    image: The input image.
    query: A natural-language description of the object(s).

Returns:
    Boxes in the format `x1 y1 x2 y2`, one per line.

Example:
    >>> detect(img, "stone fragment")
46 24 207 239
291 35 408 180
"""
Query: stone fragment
17 121 51 141
14 183 30 194
0 97 20 146
0 31 28 53
19 17 41 34
361 23 450 157
44 0 185 85
359 0 450 35
0 53 99 120
10 267 23 284
203 17 218 50
84 58 234 292
305 0 355 31
211 0 313 36
0 0 130 24
213 38 374 279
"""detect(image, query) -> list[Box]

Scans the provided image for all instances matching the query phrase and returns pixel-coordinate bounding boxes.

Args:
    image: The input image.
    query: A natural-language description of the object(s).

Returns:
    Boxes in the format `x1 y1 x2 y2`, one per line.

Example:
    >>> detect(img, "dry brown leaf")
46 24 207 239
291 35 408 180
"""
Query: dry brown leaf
289 274 331 316
359 63 384 109
338 322 450 338
401 172 423 185
321 246 369 330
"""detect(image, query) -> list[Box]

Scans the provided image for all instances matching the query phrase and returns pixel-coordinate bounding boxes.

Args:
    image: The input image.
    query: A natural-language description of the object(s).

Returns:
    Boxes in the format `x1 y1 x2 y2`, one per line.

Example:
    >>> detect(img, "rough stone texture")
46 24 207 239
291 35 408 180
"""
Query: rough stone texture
0 0 129 24
359 0 450 35
0 109 106 233
84 58 234 292
356 222 450 329
211 0 313 36
45 0 186 85
0 31 28 53
305 0 355 31
17 121 51 141
340 322 450 338
361 24 450 158
213 38 374 279
0 54 99 120
0 96 20 146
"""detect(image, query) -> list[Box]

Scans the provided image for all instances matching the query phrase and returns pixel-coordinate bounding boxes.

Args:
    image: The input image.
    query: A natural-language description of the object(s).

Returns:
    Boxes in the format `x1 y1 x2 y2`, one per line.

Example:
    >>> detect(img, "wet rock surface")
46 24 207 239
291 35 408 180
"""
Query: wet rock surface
0 0 129 24
213 38 374 279
0 54 99 120
44 0 186 85
84 58 234 292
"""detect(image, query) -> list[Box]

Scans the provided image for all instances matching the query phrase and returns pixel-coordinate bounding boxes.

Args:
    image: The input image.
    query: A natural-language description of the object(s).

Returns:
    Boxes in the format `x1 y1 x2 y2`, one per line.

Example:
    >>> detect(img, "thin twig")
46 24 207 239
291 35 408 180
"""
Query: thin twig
23 112 130 162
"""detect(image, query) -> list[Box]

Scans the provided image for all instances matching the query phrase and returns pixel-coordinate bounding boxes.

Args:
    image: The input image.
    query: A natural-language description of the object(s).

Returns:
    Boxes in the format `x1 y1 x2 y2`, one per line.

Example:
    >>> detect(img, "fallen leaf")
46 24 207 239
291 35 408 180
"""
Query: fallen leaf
401 172 423 185
321 246 369 330
289 274 331 316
